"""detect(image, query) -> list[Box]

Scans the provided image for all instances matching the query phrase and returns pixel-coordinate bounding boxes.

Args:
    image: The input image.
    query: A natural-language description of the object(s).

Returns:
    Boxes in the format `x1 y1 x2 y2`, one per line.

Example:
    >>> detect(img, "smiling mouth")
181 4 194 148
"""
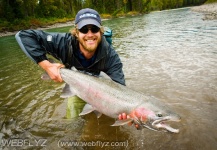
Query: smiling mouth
86 39 94 41
85 39 96 43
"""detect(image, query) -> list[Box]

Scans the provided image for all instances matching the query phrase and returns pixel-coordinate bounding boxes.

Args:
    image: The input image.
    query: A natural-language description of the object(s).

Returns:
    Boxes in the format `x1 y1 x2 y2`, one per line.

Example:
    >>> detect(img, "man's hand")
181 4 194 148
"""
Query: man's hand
119 113 139 129
38 60 65 82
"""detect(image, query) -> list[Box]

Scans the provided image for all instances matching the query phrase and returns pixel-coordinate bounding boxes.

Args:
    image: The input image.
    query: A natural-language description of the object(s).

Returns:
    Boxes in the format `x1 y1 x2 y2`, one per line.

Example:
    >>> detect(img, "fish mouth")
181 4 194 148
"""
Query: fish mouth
150 116 181 133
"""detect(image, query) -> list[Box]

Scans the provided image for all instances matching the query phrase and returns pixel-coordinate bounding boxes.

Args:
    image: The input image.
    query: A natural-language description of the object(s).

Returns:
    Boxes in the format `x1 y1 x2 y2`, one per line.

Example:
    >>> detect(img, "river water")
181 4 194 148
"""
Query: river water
0 8 217 150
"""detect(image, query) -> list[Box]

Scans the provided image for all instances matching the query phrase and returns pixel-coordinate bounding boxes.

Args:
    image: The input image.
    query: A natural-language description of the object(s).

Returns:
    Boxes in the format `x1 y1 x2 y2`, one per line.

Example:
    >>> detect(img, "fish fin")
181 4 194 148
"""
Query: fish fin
111 118 133 126
71 67 78 71
79 104 95 116
94 110 102 118
99 72 112 80
60 84 75 98
41 72 51 80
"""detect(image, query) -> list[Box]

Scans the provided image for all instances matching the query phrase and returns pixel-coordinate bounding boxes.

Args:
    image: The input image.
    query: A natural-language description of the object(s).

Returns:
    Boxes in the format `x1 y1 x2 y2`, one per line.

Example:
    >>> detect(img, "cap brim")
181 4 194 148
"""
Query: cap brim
77 18 101 29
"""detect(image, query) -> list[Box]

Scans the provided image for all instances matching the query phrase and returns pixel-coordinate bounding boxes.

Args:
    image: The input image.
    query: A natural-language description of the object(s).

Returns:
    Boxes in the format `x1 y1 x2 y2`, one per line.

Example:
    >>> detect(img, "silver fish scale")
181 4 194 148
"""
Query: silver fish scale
59 68 175 119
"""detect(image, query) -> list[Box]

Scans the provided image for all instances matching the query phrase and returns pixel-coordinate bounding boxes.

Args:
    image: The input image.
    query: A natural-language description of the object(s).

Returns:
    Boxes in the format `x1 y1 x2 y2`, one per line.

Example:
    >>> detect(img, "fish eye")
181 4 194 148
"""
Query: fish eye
157 113 163 117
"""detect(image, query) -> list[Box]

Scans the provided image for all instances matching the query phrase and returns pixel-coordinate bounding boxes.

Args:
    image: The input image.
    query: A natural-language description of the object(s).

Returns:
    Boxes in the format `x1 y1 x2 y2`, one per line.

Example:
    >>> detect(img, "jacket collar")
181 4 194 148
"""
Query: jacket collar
94 36 109 62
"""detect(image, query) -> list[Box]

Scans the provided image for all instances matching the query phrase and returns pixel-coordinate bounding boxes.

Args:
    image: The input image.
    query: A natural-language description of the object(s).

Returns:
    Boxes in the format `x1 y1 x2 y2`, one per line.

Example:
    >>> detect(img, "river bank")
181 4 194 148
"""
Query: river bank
1 3 217 37
0 21 74 37
191 2 217 20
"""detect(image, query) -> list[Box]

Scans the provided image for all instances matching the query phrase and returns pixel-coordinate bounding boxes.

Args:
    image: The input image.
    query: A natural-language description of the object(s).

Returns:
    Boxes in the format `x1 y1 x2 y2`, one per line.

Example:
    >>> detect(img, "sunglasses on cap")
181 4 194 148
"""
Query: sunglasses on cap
78 25 100 34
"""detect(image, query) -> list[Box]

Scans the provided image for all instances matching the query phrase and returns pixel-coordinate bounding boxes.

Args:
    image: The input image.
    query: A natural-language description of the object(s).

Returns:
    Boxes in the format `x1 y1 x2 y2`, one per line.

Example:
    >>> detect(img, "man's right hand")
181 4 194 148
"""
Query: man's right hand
119 113 139 129
38 60 65 82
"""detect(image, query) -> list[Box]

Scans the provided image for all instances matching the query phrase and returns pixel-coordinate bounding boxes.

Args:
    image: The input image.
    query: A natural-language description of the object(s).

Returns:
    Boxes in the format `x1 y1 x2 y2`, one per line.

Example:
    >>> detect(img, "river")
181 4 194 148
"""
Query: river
0 8 217 150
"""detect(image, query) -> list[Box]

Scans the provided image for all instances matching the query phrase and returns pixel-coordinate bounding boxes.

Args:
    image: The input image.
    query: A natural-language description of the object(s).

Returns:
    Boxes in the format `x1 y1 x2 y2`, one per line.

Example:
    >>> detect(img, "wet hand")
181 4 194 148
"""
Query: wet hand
118 113 139 129
38 60 65 82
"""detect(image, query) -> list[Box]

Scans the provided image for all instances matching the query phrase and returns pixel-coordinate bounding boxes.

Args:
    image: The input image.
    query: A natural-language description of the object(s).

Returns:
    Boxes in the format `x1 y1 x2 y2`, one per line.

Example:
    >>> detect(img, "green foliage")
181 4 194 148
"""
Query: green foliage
112 8 124 17
0 0 211 32
205 0 217 3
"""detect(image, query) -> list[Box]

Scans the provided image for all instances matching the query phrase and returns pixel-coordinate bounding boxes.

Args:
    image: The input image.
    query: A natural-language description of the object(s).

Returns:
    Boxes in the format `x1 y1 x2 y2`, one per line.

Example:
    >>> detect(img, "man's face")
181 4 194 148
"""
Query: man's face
77 25 102 53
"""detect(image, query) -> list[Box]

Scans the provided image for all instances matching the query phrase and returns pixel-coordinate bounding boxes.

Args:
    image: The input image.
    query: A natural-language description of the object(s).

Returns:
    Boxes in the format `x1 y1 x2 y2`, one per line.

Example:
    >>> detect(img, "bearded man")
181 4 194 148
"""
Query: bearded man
15 8 126 119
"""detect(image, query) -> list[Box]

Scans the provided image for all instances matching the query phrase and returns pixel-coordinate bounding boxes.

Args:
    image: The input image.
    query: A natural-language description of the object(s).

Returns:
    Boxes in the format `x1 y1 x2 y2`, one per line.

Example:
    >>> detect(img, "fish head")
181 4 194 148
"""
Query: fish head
130 106 181 133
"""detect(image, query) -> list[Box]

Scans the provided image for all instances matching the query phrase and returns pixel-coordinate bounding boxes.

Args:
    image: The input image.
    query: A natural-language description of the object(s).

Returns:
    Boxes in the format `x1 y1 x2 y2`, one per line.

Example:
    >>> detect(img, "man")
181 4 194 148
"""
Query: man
15 8 130 121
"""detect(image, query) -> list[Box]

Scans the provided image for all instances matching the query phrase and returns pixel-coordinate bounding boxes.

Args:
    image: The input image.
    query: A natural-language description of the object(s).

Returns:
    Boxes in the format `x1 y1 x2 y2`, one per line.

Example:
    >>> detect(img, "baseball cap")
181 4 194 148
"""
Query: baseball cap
75 8 102 29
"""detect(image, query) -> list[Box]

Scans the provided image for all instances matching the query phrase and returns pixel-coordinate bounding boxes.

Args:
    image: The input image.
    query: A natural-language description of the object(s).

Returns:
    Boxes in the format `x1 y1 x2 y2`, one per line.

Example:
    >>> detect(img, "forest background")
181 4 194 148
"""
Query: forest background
0 0 217 32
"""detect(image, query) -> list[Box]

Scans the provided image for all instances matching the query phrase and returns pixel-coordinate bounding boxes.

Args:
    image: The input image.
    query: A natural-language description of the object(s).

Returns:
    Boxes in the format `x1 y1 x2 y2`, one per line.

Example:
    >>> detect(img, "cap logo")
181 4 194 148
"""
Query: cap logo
47 35 52 42
79 13 97 19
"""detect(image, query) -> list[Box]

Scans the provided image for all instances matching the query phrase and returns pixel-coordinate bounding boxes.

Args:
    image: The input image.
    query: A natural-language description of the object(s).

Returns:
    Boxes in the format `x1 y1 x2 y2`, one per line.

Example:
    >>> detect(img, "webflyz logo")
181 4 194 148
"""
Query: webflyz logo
1 139 47 147
79 13 97 19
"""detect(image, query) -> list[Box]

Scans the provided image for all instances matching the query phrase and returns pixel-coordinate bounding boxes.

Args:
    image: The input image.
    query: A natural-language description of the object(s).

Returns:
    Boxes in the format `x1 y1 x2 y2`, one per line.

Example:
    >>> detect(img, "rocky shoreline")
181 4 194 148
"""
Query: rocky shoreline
1 3 217 38
191 2 217 20
0 21 74 38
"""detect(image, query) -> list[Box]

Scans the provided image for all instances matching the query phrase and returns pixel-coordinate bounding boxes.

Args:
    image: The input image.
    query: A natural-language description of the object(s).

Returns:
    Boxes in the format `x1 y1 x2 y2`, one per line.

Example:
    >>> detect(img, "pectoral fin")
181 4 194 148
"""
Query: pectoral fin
79 104 95 116
61 84 75 98
111 118 133 126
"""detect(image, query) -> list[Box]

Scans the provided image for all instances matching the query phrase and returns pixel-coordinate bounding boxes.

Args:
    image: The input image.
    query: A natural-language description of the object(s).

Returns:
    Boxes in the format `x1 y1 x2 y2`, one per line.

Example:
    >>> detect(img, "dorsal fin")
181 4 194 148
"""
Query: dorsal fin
99 71 112 80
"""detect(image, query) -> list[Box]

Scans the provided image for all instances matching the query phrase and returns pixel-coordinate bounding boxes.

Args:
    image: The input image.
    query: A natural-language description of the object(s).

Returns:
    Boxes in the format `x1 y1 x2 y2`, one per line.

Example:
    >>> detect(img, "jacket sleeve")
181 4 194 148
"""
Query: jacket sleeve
104 46 126 86
15 29 71 64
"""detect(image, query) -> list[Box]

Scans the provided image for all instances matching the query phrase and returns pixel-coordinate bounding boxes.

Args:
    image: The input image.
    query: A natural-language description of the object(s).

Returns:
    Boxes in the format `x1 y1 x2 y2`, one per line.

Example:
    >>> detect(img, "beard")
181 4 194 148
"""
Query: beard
77 35 102 53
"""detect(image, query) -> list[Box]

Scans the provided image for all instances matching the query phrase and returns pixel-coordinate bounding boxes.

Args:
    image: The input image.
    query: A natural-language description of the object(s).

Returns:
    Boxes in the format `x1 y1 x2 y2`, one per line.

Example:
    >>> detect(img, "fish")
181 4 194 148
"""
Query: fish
58 68 181 133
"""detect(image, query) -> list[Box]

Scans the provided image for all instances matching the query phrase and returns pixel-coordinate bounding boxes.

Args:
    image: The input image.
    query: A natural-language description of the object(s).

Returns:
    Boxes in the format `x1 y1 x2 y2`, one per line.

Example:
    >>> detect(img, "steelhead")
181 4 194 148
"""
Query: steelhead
59 68 181 133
